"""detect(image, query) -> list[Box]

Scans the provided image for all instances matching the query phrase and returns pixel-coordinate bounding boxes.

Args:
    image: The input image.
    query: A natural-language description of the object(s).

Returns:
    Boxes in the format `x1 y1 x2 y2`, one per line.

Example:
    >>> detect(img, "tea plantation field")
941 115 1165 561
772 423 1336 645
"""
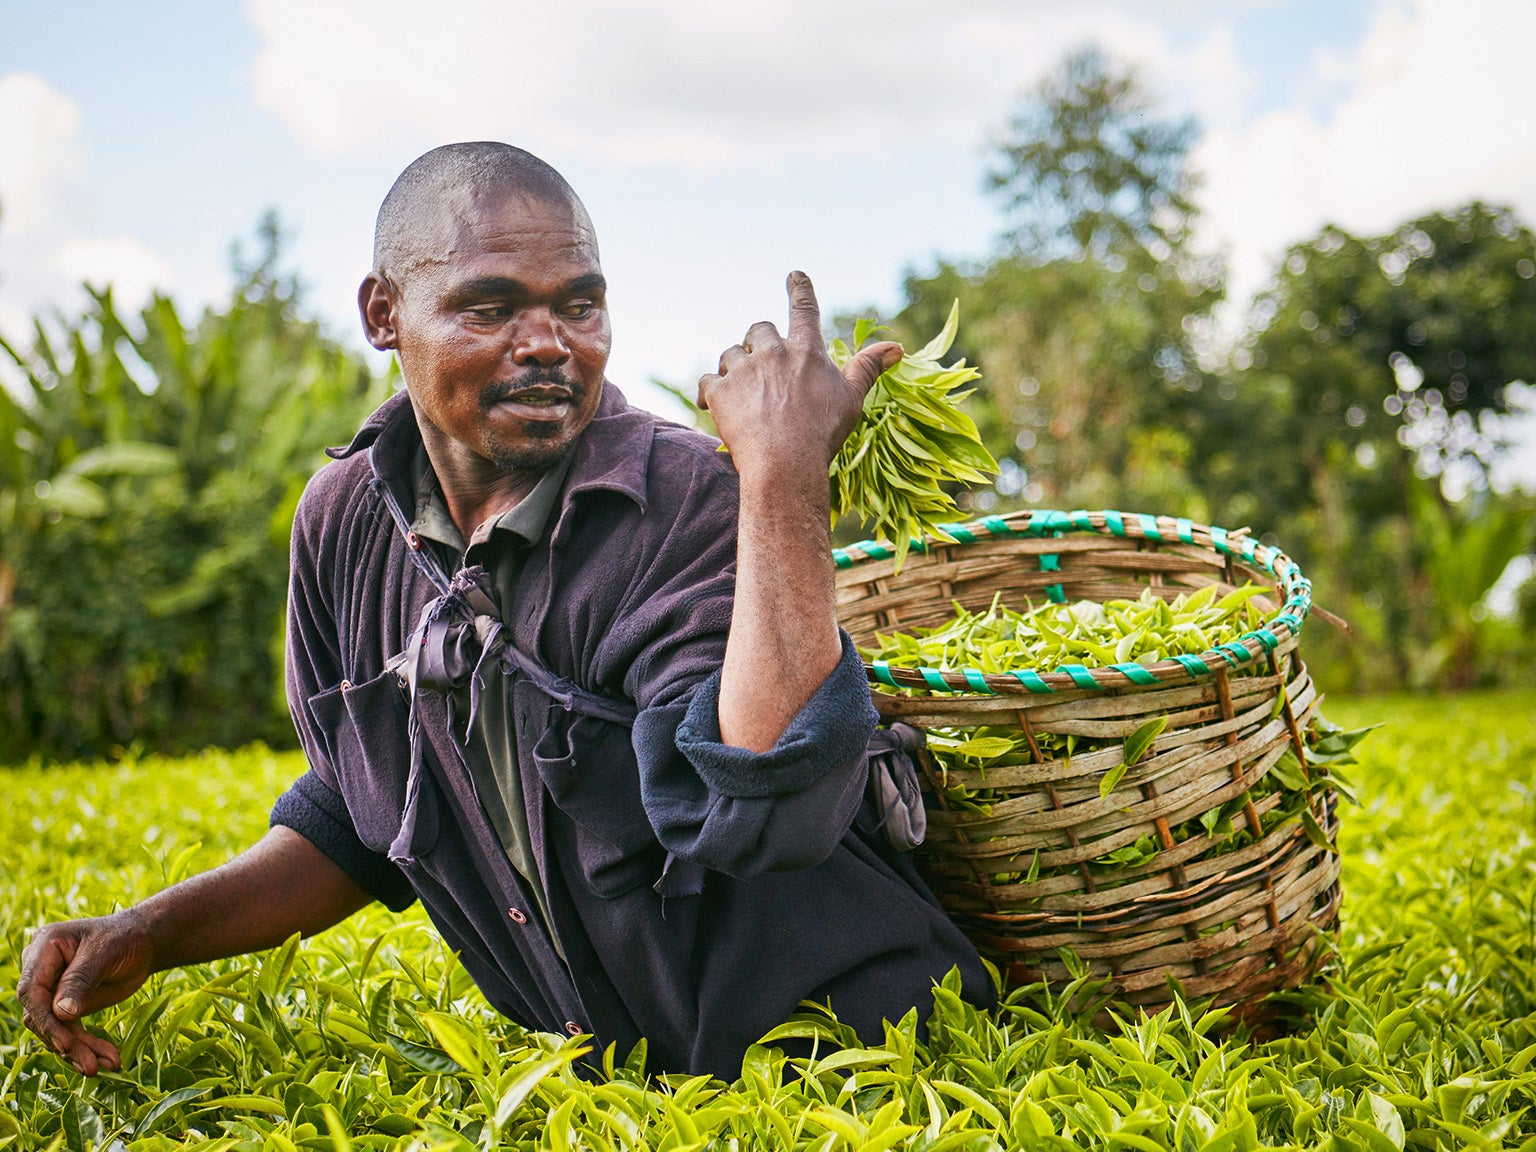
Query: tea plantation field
2 690 1534 1150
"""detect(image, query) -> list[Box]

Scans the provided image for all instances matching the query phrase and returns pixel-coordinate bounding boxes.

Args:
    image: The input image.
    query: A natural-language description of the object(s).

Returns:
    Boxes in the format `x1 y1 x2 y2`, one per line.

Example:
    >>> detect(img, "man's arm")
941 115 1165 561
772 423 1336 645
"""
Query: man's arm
697 272 901 752
17 826 369 1076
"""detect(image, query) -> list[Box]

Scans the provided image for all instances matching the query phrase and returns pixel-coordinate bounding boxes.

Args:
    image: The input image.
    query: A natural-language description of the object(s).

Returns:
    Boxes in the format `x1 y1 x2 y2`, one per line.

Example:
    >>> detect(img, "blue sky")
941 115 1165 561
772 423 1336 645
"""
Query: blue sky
1 0 1532 488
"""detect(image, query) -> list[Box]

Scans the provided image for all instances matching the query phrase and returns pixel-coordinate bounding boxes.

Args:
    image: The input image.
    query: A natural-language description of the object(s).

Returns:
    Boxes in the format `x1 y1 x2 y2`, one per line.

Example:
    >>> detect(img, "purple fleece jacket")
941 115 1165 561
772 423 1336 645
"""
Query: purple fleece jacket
270 382 990 1077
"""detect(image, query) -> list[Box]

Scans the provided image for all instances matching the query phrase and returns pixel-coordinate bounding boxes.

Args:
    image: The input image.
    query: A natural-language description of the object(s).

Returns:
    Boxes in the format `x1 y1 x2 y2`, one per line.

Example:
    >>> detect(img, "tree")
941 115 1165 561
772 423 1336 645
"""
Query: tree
0 217 393 760
987 46 1201 265
1200 203 1536 689
892 48 1221 515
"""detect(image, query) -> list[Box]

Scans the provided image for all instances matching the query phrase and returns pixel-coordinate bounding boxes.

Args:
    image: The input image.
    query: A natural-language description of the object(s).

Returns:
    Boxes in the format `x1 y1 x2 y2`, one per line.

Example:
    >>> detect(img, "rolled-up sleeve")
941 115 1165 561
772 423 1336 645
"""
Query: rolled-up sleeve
271 770 416 911
632 631 877 878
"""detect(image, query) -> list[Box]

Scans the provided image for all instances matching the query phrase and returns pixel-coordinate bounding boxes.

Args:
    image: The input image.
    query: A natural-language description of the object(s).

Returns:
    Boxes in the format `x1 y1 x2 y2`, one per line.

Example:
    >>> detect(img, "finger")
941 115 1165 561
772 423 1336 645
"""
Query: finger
717 344 749 375
18 934 74 1046
785 271 822 344
742 320 782 353
76 1028 122 1074
841 340 903 397
695 372 720 411
53 936 110 1021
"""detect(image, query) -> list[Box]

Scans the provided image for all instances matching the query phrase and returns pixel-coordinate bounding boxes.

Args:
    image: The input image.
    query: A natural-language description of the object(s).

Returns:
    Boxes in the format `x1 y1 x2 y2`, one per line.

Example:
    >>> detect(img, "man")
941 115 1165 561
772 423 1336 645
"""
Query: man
18 143 989 1079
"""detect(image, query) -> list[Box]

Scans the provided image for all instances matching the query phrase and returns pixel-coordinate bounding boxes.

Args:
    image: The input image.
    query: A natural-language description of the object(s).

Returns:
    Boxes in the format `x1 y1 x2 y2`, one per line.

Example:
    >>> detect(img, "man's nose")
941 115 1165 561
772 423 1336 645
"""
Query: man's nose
512 310 569 366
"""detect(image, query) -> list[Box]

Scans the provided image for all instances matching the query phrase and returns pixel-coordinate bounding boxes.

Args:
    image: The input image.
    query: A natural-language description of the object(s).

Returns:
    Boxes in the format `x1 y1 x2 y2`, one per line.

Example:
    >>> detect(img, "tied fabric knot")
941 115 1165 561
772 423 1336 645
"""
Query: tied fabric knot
864 723 928 852
385 565 506 864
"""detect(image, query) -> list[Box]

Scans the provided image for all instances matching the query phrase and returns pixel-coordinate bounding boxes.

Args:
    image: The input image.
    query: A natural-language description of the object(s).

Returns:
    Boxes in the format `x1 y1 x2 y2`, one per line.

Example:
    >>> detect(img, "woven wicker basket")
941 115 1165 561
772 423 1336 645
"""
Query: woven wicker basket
834 509 1341 1018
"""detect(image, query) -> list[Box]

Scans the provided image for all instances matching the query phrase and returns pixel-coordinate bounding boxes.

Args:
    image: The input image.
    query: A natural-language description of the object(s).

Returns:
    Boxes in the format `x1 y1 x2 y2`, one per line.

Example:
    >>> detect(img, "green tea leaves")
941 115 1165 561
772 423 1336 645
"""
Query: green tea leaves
1 695 1532 1148
1122 716 1169 768
830 302 998 569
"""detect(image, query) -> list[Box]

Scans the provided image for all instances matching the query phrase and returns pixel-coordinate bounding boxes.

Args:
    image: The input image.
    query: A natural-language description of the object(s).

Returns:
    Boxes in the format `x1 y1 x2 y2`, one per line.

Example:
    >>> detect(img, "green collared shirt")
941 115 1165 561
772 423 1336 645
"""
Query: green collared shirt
408 446 573 956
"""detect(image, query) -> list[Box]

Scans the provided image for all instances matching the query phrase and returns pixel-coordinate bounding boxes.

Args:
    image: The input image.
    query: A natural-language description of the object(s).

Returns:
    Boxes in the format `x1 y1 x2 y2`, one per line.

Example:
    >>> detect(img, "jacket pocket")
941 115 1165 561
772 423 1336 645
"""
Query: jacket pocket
531 707 663 899
307 671 437 858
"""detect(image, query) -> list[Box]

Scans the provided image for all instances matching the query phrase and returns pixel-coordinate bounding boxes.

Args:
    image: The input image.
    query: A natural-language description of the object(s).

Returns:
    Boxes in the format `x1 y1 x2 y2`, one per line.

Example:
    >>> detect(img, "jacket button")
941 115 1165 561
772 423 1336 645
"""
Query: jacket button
507 907 527 924
406 531 422 551
564 1021 583 1036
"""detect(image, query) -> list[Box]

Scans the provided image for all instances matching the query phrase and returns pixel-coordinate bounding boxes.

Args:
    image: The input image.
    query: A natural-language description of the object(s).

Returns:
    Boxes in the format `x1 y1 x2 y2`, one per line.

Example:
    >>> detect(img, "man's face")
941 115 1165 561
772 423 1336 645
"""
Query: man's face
383 187 611 475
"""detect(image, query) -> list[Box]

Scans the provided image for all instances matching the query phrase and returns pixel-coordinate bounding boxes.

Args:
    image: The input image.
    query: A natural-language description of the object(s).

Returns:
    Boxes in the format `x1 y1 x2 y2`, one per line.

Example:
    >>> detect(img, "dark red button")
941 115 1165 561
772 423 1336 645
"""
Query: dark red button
406 532 422 551
508 907 527 924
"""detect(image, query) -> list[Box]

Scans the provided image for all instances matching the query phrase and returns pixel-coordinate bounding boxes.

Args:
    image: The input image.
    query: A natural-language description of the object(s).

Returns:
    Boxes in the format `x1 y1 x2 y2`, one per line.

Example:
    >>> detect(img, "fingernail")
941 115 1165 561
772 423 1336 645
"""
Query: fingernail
57 997 79 1018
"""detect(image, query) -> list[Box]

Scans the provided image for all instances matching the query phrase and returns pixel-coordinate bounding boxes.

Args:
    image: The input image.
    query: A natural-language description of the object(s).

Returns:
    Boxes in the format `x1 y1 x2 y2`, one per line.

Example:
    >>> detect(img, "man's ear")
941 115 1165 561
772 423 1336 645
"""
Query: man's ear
359 272 400 351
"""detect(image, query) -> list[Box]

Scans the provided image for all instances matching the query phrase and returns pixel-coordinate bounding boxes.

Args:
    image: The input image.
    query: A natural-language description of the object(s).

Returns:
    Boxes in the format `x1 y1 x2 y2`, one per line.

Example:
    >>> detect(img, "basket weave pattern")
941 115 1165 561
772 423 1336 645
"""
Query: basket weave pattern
834 509 1341 1013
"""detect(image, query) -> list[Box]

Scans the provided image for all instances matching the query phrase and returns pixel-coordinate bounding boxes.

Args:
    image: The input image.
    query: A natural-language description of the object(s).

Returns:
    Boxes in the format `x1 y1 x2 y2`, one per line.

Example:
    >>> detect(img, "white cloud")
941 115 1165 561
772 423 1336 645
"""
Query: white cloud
1194 0 1536 318
246 0 1250 169
56 236 173 308
0 72 176 347
0 73 86 235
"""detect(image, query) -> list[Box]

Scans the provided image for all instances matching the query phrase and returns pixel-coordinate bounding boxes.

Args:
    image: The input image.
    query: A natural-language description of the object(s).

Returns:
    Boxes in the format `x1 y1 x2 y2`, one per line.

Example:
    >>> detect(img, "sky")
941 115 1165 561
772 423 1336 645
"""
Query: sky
1 0 1534 486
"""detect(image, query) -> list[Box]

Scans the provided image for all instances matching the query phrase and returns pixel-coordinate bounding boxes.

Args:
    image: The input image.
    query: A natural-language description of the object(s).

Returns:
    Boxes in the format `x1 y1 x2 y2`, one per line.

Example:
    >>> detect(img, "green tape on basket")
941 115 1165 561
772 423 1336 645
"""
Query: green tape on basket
1173 654 1209 678
833 550 853 569
1010 669 1054 693
1040 553 1060 572
1217 640 1250 666
940 522 976 543
1274 613 1303 633
1058 663 1099 689
1176 517 1195 544
1242 628 1280 652
871 660 899 687
1045 583 1066 603
1105 510 1127 537
858 541 893 561
962 669 994 694
981 515 1012 537
1070 509 1094 530
919 668 953 693
1111 661 1159 685
1021 509 1062 535
1138 513 1162 540
1240 536 1258 562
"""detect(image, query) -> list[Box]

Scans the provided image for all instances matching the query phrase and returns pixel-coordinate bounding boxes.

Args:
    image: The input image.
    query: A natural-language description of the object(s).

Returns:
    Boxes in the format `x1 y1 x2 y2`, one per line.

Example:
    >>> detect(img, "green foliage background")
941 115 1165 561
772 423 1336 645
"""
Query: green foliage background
0 218 393 761
1 689 1532 1148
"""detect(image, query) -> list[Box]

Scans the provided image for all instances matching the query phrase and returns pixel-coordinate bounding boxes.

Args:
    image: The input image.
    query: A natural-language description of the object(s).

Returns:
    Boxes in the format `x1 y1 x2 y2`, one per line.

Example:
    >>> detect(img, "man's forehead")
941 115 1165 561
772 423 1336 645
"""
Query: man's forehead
392 181 599 281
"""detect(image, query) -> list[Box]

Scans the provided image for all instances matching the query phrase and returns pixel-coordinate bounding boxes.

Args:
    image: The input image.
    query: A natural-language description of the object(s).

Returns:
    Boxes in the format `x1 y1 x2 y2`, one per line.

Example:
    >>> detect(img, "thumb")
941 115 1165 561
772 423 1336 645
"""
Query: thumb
842 341 903 396
54 938 109 1020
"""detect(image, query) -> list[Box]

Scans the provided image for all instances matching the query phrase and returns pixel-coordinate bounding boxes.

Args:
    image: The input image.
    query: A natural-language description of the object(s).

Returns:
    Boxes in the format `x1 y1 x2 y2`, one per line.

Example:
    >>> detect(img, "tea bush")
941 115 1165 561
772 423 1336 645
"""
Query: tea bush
1 689 1534 1149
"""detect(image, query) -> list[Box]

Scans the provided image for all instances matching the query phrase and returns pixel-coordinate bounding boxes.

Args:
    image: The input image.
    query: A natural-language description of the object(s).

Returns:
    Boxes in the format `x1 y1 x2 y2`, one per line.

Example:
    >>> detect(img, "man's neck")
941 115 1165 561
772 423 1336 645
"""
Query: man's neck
417 418 544 545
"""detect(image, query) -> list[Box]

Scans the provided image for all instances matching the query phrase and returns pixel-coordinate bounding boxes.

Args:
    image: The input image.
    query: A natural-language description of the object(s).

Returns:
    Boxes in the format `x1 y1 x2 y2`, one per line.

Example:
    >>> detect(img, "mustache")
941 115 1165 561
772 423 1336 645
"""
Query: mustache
478 368 582 410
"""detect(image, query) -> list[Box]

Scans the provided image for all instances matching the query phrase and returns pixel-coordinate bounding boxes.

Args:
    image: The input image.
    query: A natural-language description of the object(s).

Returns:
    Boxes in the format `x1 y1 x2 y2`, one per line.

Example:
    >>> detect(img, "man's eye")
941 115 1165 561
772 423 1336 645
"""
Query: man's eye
466 305 511 320
562 301 596 318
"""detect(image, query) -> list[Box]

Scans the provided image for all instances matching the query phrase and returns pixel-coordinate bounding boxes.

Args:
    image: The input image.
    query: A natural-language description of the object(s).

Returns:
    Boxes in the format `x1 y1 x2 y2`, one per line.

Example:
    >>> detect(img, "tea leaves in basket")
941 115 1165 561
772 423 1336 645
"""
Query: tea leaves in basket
828 302 998 570
862 584 1369 880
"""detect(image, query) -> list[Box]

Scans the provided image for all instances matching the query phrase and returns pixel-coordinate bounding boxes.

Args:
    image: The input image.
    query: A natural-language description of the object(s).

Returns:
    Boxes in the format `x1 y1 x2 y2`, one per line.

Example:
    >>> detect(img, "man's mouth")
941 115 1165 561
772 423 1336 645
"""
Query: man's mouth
484 382 579 417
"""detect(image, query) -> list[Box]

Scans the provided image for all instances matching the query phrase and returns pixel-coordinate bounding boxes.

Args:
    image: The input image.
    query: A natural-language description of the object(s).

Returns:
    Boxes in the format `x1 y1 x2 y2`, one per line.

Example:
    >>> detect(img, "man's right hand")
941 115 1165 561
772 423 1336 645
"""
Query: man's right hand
15 826 372 1076
18 910 155 1074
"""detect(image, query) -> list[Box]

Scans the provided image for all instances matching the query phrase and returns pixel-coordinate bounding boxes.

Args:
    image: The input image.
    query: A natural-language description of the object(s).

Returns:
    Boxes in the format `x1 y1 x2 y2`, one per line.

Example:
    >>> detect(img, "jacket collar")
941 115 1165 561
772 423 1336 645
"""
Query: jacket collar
335 381 655 527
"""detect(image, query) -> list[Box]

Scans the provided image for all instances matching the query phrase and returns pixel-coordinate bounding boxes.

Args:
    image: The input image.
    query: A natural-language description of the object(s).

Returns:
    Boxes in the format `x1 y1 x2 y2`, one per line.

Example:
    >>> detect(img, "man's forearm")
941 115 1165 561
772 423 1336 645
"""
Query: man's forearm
137 826 371 970
717 466 843 753
700 272 900 753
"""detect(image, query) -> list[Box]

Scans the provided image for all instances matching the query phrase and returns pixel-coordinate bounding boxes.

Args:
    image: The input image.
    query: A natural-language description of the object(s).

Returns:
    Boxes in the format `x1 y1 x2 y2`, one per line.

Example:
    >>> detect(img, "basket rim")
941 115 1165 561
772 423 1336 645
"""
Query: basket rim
832 507 1311 697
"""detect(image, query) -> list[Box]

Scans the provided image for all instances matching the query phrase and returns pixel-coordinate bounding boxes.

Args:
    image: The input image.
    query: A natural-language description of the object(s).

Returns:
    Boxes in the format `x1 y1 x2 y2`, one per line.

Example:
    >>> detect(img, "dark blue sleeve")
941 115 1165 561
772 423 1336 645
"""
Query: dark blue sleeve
271 769 417 912
632 631 878 878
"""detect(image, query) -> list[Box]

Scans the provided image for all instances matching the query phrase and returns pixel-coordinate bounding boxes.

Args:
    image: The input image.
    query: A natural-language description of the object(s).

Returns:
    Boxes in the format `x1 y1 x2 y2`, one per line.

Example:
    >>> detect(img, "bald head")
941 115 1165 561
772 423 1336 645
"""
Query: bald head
373 142 593 281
